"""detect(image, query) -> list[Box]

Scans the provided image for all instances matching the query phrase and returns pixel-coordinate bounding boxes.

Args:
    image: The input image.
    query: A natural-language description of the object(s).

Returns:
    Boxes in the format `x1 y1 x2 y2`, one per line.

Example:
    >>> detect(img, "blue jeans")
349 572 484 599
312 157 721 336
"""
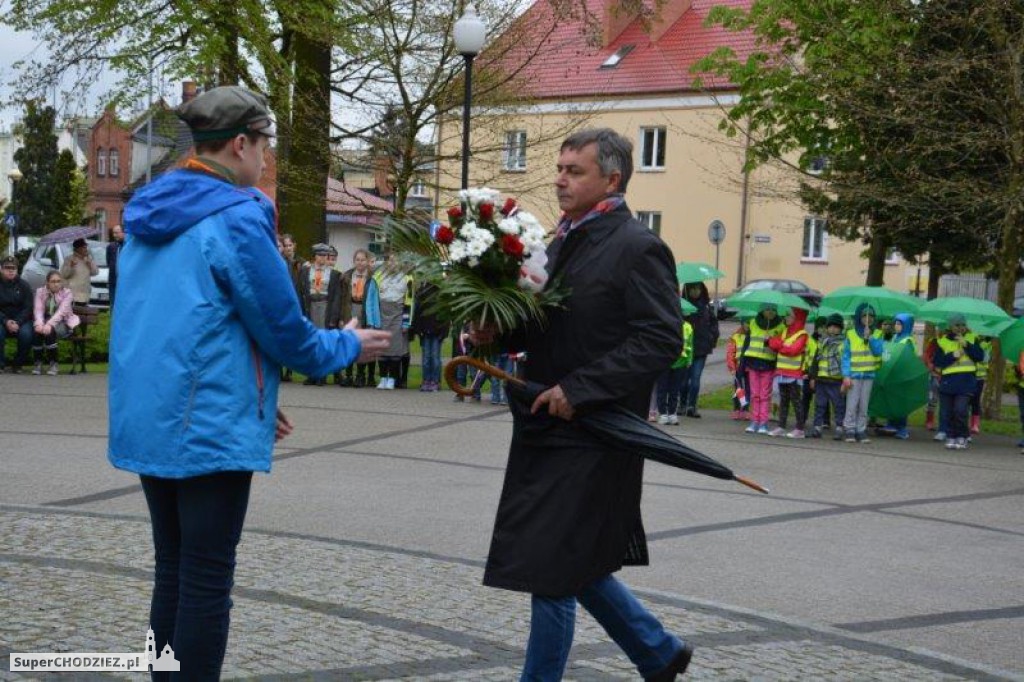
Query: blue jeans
1 321 33 368
420 334 443 384
656 367 685 415
681 354 708 412
940 392 971 439
521 574 683 681
141 471 252 681
490 354 510 402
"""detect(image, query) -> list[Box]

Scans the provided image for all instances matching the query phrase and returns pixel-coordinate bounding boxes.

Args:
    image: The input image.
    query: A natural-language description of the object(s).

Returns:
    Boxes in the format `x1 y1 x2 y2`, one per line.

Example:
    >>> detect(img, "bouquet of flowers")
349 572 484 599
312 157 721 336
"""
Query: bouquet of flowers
386 187 566 334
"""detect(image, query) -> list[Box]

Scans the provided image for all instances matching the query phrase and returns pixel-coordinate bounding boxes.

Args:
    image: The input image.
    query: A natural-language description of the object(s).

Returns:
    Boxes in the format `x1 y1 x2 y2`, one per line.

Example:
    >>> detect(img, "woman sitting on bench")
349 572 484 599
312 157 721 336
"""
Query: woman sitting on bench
32 270 80 375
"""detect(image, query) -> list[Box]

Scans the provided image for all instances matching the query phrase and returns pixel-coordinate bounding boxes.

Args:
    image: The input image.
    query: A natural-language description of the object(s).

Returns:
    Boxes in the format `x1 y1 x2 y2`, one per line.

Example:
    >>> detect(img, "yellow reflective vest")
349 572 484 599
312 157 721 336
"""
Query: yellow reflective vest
936 335 976 376
775 330 809 373
745 319 784 362
846 329 882 373
975 337 992 379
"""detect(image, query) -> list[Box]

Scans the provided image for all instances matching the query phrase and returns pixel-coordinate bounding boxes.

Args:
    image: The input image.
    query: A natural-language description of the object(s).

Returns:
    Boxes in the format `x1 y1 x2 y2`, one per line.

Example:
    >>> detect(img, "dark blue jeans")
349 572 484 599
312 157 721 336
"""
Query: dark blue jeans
521 574 683 680
681 354 708 412
420 334 443 384
141 471 253 681
656 367 685 415
940 392 971 439
1 322 33 368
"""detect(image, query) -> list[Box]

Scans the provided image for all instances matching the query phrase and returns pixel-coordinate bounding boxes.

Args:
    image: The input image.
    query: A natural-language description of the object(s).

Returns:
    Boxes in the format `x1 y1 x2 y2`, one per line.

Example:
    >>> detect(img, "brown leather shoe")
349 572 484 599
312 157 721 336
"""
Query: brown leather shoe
644 642 693 681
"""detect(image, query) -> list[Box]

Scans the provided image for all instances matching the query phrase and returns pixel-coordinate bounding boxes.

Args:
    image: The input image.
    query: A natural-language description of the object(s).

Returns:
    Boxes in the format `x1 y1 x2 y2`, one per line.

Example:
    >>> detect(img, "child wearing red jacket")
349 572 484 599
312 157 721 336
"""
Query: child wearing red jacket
767 307 809 438
726 319 750 420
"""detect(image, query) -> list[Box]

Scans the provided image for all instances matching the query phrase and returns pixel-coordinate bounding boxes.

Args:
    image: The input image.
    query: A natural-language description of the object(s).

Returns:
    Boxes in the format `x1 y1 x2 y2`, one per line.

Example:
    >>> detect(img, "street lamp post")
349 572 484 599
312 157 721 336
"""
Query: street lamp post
453 6 486 192
7 168 23 254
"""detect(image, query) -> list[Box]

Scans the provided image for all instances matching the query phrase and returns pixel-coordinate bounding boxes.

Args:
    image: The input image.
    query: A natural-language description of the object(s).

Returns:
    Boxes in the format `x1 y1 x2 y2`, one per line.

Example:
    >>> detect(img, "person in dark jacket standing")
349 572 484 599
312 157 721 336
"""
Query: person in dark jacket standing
679 281 719 417
473 128 693 681
0 255 34 372
106 224 125 308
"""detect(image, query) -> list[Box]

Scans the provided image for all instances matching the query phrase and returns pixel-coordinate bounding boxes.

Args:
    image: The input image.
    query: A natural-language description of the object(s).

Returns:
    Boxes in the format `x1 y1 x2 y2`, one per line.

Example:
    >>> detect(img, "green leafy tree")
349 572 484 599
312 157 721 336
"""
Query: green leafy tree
51 149 77 227
12 100 60 236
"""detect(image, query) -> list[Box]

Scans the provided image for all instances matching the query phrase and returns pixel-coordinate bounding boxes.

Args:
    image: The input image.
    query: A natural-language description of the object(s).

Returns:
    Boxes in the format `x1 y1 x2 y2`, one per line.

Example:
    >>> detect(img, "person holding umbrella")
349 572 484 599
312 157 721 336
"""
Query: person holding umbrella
59 238 98 305
679 281 719 418
741 303 786 434
841 303 885 443
471 128 694 681
878 312 917 439
932 313 984 450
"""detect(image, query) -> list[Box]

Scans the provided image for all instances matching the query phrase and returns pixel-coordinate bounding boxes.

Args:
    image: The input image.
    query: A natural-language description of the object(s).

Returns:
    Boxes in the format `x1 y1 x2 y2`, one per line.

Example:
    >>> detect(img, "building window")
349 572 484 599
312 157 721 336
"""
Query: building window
600 44 635 69
802 217 827 261
807 155 829 175
109 149 119 177
885 247 901 265
503 130 527 171
639 127 666 170
637 211 662 236
97 150 107 177
409 180 427 197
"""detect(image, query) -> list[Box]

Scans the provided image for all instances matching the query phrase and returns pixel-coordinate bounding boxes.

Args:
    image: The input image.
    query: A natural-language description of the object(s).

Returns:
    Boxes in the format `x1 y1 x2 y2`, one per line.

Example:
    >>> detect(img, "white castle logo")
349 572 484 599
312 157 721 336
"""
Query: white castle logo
144 629 181 672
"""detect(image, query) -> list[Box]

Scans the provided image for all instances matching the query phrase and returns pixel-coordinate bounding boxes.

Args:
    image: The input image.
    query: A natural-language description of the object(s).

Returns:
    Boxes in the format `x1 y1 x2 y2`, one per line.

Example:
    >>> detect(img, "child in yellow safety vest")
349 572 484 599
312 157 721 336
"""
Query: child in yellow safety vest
767 307 810 438
841 303 886 443
726 317 751 420
655 319 694 425
968 335 992 435
809 313 847 439
740 304 786 434
933 313 984 450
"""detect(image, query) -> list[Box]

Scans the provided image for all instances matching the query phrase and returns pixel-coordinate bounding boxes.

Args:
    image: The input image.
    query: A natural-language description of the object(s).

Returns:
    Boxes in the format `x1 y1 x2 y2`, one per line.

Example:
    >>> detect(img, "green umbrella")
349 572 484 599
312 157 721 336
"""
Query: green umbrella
680 299 698 315
676 262 725 284
725 288 811 313
998 317 1024 363
868 342 930 419
917 297 1011 329
810 305 846 322
821 285 920 318
974 318 1015 337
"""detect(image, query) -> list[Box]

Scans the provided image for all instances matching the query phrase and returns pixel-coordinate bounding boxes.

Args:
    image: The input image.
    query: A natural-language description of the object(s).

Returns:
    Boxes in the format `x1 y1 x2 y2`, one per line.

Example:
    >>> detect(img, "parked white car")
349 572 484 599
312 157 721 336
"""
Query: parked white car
21 240 110 308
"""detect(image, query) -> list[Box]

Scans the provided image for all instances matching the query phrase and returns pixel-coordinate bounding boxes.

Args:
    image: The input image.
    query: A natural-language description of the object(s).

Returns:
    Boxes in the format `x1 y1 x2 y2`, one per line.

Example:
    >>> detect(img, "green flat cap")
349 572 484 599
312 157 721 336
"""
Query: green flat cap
178 85 276 142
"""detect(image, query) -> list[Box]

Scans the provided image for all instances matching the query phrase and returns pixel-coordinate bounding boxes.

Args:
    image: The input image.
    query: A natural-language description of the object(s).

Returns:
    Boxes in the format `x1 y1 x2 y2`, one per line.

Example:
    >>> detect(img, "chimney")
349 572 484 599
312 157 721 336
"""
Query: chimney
181 81 198 105
649 0 691 42
602 1 635 47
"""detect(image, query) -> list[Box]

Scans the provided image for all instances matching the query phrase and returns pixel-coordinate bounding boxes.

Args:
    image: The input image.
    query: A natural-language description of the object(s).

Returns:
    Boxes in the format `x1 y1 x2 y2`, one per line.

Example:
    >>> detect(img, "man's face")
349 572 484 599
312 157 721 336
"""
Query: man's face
1 263 17 282
112 225 124 242
282 239 295 259
236 134 270 187
555 143 621 221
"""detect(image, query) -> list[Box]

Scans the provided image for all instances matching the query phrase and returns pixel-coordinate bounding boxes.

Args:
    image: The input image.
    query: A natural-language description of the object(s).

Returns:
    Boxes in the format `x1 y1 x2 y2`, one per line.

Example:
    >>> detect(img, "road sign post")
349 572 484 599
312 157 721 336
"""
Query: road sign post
708 220 726 315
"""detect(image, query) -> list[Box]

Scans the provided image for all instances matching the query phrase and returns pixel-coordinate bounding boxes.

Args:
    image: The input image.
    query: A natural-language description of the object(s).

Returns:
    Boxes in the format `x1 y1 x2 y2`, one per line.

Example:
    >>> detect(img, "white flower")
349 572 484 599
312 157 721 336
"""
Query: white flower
497 217 521 235
518 249 549 292
458 187 502 207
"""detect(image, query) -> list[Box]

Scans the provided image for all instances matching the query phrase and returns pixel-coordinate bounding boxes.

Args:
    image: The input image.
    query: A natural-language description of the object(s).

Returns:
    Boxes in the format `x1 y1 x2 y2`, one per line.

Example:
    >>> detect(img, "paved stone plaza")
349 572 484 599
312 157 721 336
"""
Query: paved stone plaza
2 372 1022 680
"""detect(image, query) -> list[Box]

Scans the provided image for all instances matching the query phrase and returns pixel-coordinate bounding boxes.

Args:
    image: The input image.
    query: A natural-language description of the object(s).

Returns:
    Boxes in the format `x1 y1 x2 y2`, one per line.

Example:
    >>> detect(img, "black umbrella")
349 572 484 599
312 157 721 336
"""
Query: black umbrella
445 357 769 494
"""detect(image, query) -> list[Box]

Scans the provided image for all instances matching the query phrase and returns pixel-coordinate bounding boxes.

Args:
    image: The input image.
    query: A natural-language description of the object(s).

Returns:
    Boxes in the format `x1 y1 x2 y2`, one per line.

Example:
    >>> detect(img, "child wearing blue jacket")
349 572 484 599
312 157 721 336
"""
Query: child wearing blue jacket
932 313 984 450
841 303 885 443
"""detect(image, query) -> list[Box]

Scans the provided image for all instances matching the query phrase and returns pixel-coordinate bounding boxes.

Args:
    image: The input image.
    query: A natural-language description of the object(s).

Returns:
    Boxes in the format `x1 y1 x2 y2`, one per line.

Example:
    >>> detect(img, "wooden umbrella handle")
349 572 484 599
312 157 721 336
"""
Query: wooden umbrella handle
734 475 770 494
444 355 525 397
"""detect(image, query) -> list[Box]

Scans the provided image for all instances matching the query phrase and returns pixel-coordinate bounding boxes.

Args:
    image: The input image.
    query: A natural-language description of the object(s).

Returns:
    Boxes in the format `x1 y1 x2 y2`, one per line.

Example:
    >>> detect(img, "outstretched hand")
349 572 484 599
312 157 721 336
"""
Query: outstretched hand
531 384 575 421
344 317 392 364
275 409 294 442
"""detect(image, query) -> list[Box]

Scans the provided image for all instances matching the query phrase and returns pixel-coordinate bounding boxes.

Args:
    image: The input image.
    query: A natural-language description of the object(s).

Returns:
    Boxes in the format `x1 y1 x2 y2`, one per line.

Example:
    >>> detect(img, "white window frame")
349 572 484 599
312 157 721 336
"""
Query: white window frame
885 247 902 265
109 149 119 177
503 130 527 171
97 150 107 177
409 180 427 197
639 127 666 171
801 216 828 262
636 211 662 236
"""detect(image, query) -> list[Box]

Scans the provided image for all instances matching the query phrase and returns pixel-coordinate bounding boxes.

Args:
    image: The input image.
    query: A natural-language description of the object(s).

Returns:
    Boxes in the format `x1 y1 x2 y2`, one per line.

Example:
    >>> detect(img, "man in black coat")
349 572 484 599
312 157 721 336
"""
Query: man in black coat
474 129 693 680
106 224 125 309
0 255 34 372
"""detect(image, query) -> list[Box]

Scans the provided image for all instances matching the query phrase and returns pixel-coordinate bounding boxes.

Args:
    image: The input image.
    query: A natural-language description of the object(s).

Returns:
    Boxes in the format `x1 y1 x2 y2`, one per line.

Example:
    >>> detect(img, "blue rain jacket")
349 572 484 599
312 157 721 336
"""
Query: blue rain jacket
108 169 361 478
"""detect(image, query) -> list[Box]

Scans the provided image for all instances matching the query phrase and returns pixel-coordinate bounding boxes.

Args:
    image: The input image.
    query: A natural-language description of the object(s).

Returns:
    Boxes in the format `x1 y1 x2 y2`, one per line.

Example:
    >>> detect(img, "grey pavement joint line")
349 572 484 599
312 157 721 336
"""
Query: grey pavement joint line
835 605 1024 633
2 508 1020 681
646 486 1024 541
37 408 505 508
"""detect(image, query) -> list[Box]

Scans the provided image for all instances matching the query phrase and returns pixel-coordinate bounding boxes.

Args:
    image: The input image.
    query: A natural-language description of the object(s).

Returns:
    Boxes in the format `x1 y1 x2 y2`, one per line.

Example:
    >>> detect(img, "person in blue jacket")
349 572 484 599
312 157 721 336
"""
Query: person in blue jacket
108 86 390 681
932 313 984 450
841 302 885 443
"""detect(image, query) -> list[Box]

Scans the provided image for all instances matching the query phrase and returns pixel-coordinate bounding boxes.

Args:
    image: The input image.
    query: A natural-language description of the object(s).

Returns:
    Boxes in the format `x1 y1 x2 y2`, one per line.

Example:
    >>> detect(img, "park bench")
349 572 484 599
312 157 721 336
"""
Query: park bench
68 304 100 375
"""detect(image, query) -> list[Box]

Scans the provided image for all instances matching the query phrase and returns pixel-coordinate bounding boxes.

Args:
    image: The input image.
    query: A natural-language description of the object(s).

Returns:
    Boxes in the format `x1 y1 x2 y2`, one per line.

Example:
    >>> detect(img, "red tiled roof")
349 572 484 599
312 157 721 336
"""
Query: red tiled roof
326 177 393 215
491 0 755 99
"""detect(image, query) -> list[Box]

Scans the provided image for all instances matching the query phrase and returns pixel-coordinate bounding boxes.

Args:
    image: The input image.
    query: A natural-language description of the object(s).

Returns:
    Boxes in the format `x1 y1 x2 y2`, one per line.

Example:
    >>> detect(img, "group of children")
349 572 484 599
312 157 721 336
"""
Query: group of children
718 302 1021 451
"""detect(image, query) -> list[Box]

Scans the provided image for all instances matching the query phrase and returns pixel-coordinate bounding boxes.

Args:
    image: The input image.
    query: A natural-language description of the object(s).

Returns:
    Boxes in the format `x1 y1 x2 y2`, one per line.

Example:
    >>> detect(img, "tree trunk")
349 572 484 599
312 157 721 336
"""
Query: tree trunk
864 233 888 286
283 30 332 255
982 192 1023 419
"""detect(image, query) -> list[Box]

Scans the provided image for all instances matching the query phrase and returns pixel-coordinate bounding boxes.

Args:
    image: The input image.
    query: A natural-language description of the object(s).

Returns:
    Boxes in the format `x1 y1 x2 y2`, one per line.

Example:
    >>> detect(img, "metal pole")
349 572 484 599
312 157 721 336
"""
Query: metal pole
10 179 17 254
736 124 752 289
714 242 721 315
460 54 474 191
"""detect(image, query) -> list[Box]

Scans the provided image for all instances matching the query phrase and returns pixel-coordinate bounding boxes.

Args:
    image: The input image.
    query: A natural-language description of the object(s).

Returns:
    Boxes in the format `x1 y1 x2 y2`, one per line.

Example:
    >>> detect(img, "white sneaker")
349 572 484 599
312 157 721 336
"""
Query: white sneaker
47 361 58 376
668 415 679 425
944 439 957 450
933 431 947 442
657 414 670 424
385 377 396 390
744 422 757 433
32 361 42 376
376 378 389 389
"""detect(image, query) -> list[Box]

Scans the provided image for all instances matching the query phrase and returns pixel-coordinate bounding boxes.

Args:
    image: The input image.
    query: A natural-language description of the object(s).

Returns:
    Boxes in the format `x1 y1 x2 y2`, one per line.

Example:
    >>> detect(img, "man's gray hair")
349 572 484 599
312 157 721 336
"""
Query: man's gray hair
560 128 633 193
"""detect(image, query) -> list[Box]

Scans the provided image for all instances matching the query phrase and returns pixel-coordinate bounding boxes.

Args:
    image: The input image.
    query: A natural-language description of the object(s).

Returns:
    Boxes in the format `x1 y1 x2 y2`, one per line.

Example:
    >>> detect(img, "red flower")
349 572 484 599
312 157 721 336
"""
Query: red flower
478 202 495 222
501 234 525 258
435 225 455 245
447 206 463 224
500 197 518 216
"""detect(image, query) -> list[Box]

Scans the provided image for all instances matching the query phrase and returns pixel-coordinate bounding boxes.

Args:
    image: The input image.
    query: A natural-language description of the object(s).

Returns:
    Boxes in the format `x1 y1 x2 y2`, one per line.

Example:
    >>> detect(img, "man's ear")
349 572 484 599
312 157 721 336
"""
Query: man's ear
232 134 248 158
605 170 622 194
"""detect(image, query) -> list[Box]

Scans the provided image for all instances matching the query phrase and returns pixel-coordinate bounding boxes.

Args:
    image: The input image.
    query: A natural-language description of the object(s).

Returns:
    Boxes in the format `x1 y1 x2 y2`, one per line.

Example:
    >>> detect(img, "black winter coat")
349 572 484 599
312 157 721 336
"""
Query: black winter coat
683 282 720 357
0 276 33 325
483 204 682 597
